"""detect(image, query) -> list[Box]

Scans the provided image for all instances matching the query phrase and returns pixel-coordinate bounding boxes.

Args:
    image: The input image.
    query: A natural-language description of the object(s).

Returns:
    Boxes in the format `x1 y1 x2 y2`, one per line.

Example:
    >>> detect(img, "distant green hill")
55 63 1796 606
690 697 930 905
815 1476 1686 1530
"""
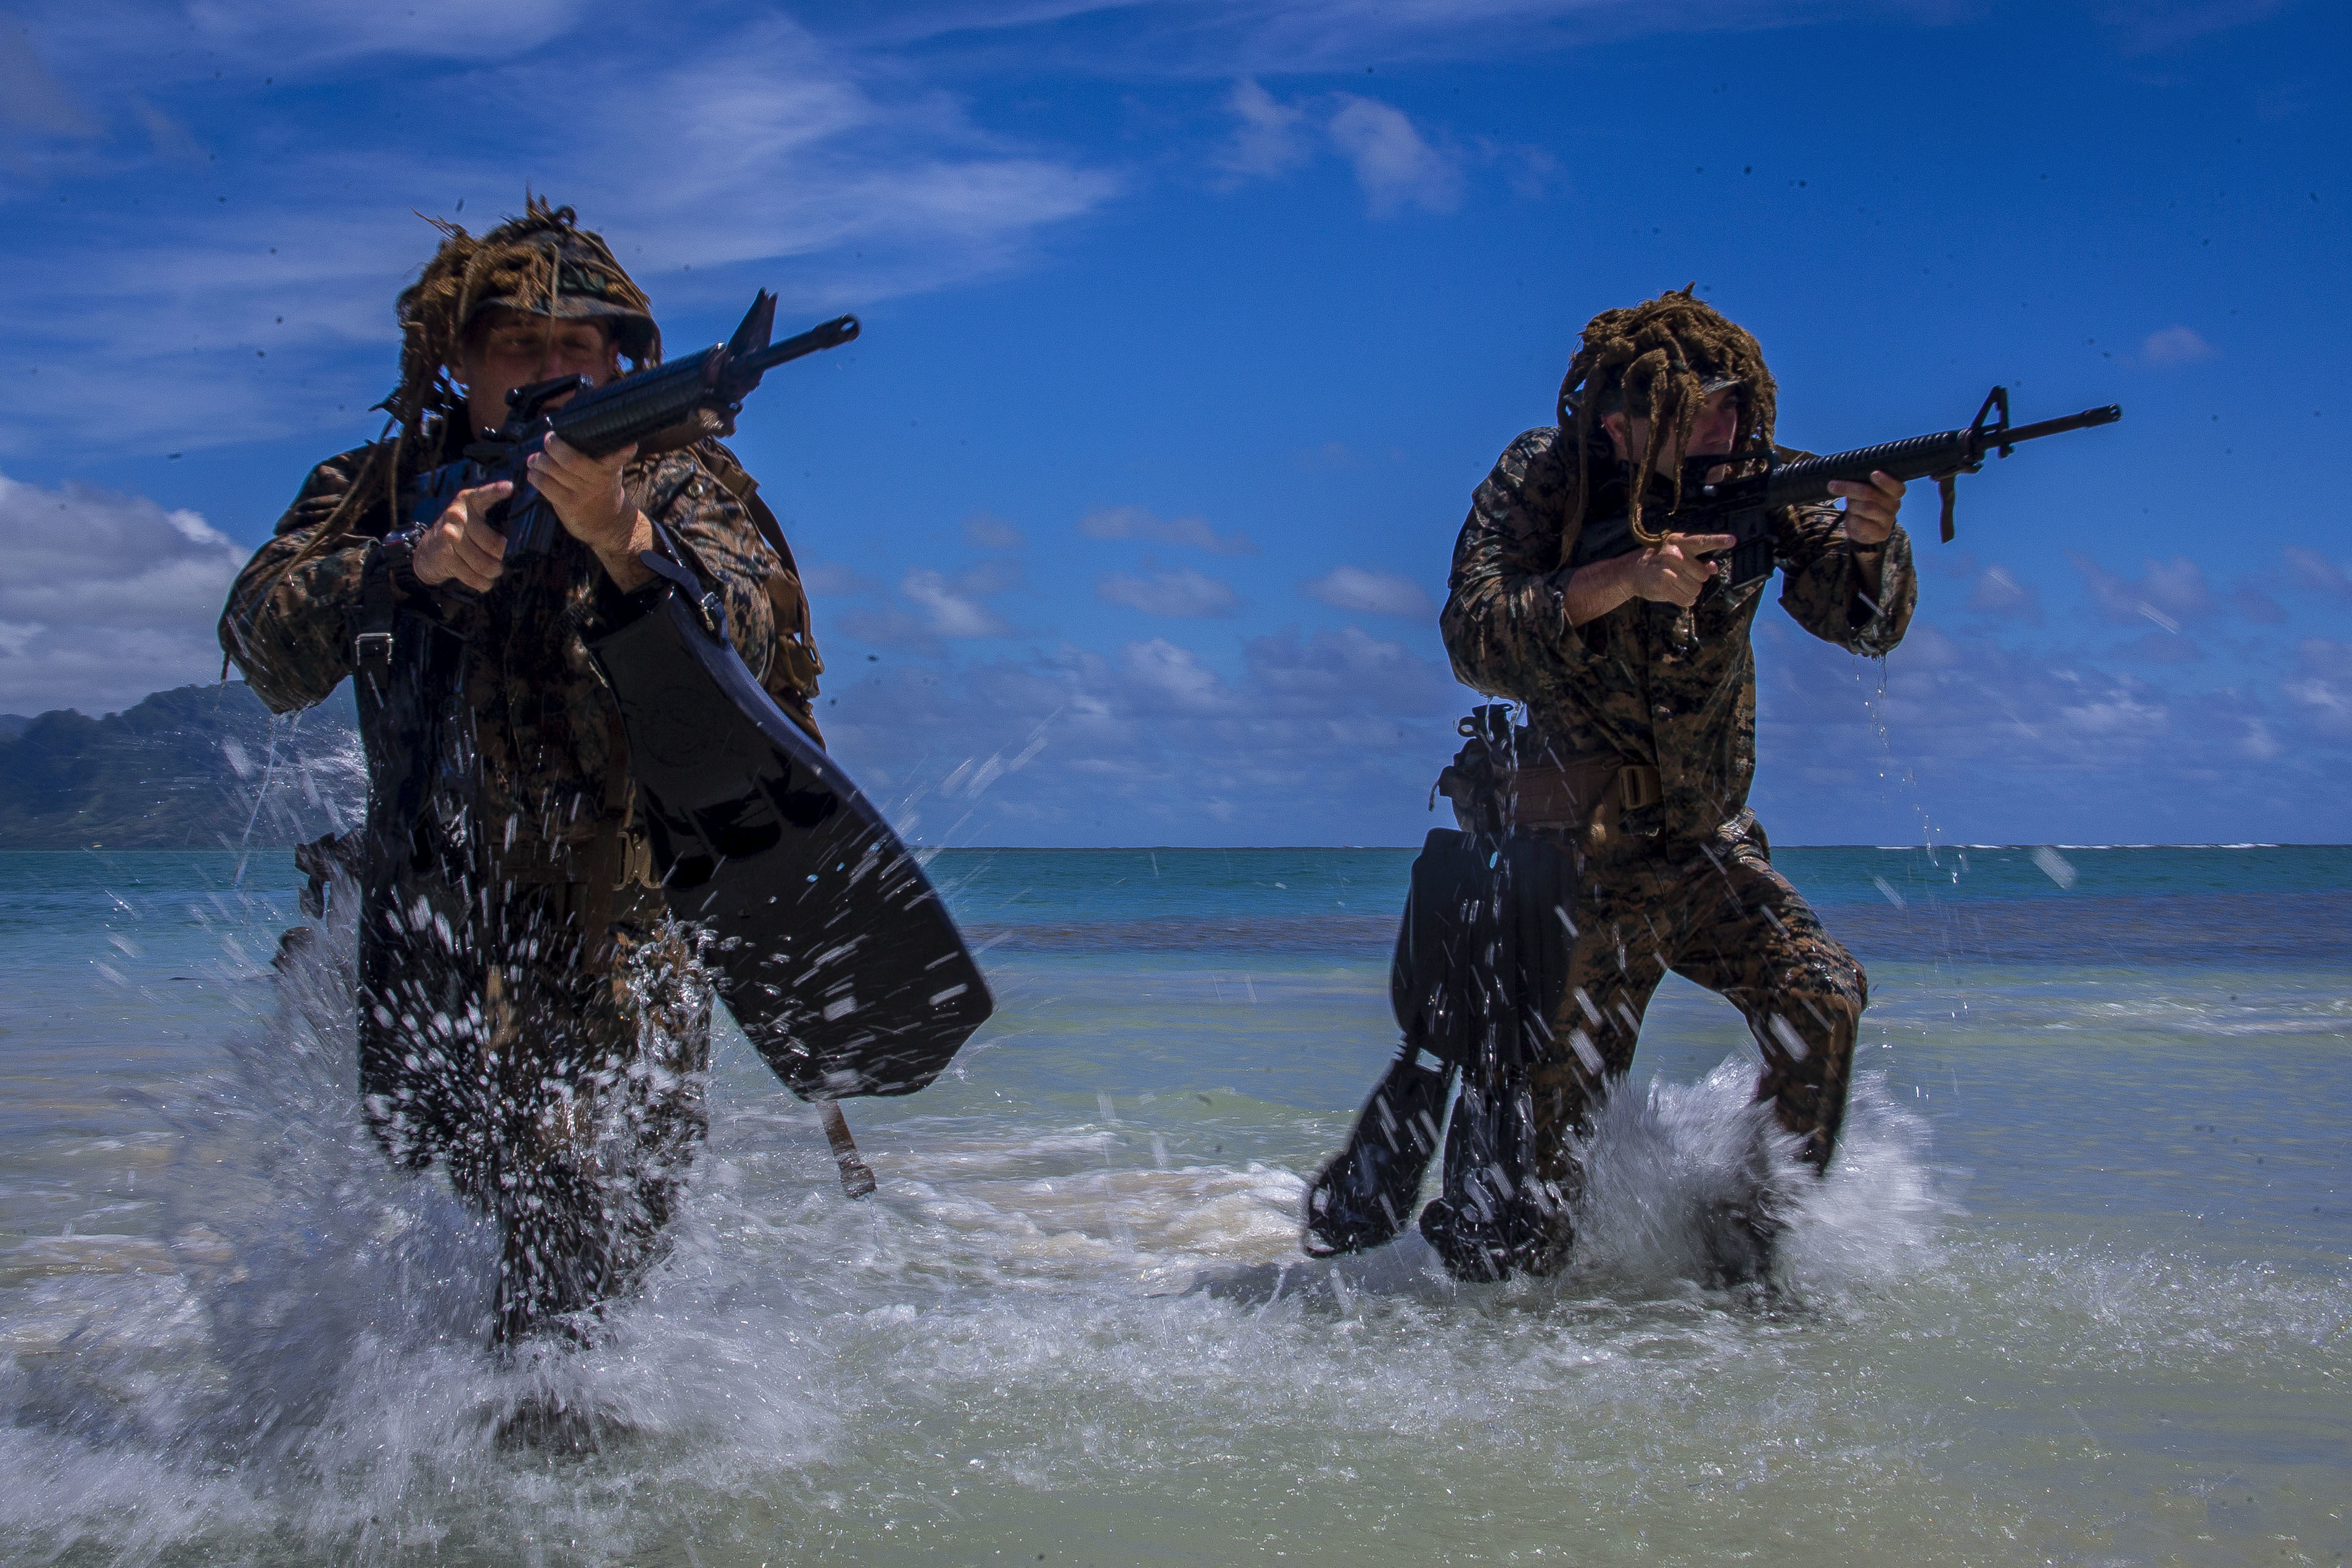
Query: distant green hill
0 683 360 849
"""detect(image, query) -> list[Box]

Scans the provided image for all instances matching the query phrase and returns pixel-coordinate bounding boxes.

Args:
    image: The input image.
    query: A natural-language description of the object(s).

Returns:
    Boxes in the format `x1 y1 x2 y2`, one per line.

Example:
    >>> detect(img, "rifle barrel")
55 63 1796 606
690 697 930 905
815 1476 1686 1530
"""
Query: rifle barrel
735 314 860 381
1998 404 2122 447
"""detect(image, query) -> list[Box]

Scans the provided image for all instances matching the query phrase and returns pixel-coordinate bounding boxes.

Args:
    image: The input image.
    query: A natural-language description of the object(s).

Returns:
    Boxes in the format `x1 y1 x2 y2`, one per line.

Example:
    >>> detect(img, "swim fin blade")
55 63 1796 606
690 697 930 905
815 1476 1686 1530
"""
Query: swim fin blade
1302 1041 1454 1257
588 557 993 1100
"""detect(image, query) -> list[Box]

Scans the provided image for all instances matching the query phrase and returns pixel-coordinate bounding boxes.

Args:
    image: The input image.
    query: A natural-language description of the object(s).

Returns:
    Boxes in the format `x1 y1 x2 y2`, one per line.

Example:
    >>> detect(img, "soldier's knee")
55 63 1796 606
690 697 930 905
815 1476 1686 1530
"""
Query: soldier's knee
1800 935 1867 1020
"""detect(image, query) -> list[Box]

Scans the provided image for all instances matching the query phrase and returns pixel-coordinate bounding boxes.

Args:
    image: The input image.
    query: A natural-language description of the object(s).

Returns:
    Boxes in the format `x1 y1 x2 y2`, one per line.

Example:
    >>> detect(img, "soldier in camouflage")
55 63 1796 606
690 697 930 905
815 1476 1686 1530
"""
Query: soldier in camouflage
219 199 825 1343
1432 287 1916 1277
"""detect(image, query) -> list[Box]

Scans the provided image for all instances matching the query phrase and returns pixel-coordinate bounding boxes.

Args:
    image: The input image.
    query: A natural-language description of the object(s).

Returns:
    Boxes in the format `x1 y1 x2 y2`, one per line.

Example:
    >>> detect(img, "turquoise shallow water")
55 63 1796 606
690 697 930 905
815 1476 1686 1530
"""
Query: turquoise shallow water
1 845 2348 1566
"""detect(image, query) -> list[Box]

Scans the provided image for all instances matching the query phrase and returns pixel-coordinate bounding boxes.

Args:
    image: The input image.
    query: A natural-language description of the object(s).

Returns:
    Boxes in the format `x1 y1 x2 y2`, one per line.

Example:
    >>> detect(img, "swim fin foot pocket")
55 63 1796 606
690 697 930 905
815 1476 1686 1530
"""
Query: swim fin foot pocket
588 550 994 1100
1416 1191 1570 1284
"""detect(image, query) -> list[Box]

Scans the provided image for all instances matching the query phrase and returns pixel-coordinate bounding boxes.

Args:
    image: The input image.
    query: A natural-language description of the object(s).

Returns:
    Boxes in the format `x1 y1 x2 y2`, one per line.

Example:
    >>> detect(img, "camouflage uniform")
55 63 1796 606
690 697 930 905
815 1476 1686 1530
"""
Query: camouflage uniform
221 423 814 1339
1442 423 1915 1214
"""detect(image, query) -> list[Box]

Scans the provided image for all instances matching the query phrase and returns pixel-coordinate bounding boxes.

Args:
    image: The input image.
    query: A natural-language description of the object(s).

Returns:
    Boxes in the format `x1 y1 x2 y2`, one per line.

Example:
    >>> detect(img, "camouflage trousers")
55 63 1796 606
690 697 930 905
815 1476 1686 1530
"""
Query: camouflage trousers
360 870 712 1344
1533 820 1864 1189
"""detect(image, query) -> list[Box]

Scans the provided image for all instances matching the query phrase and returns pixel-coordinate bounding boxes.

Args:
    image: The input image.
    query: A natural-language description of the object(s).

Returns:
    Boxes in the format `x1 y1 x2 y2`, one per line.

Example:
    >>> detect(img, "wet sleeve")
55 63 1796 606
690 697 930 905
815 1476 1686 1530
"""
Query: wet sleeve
216 449 379 715
637 455 780 679
1774 502 1917 657
1440 429 1599 699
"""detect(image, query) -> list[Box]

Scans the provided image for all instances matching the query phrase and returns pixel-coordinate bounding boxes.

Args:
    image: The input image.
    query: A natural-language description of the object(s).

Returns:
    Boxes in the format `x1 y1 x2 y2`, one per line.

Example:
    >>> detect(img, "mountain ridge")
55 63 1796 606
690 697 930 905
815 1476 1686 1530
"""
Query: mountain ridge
0 683 358 849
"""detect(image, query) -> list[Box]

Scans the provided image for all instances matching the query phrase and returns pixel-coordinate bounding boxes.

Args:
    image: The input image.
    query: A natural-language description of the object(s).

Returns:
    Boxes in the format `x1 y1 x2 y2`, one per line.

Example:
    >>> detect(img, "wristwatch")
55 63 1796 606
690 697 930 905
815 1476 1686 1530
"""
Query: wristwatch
381 527 432 600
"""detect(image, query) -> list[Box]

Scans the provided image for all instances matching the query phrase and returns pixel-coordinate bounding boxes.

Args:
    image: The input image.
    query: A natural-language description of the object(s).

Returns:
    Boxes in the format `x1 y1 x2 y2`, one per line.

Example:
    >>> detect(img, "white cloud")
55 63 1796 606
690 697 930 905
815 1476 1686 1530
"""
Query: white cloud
897 563 1020 638
0 470 244 714
1097 567 1238 617
1211 80 1467 217
1120 637 1232 714
1244 625 1455 716
1078 504 1256 555
1217 78 1311 179
1327 94 1461 216
2281 545 2350 598
2140 325 2216 367
2071 551 2213 627
796 615 1469 843
2284 638 2352 742
1966 563 2041 622
1301 564 1434 619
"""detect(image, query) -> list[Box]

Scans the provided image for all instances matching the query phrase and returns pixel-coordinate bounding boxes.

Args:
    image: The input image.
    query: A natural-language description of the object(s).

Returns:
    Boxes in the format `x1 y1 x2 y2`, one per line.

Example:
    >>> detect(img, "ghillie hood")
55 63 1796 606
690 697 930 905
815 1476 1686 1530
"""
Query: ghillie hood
1556 286 1776 547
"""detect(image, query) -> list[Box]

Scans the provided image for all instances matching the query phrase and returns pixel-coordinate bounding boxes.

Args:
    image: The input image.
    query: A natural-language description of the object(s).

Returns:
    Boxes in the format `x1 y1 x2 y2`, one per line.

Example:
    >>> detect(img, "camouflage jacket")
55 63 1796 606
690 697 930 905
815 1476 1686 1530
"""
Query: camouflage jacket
1441 426 1917 845
218 423 811 866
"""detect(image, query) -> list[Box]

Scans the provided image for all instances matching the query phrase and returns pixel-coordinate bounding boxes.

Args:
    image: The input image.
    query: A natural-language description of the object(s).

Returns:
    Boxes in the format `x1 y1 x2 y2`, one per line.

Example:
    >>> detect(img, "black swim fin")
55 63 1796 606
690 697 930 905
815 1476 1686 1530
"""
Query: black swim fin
587 538 993 1100
1302 1041 1454 1256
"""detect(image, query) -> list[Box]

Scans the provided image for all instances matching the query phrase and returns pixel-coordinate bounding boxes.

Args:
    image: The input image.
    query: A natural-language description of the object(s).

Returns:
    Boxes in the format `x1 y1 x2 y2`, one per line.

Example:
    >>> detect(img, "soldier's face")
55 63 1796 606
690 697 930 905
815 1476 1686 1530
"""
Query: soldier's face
1603 387 1741 473
453 312 621 434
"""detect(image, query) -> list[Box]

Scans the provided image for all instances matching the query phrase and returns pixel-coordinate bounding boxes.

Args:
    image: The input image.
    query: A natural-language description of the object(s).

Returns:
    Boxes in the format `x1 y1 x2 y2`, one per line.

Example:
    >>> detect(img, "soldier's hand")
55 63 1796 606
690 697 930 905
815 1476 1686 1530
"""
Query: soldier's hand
1827 469 1903 547
529 435 644 556
413 480 513 593
1626 532 1736 609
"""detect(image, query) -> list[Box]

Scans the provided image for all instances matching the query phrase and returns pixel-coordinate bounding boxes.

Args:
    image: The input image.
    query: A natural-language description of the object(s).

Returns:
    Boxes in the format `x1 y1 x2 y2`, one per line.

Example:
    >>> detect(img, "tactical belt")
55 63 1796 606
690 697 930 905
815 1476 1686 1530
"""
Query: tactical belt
1500 761 1662 832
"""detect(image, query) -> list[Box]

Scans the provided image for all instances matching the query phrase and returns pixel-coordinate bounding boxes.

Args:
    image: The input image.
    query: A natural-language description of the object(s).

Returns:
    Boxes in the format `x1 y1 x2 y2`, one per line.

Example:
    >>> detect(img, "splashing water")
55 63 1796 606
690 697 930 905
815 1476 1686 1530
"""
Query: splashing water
4 846 2346 1566
4 894 1945 1566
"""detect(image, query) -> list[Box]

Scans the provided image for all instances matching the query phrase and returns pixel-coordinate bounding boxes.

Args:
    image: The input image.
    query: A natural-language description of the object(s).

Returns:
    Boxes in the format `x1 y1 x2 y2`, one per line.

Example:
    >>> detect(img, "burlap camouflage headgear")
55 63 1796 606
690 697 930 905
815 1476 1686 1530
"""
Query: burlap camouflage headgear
1556 286 1777 547
384 195 659 433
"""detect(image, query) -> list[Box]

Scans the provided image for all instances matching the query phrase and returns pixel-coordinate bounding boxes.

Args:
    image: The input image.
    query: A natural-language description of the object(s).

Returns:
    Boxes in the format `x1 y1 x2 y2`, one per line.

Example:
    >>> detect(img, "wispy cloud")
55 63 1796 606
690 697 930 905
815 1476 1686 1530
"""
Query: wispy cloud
1215 78 1311 180
1211 80 1464 216
1966 563 2043 624
899 563 1024 638
812 618 1465 842
1078 504 1256 555
1097 567 1239 617
2070 551 2213 630
2281 545 2350 598
963 512 1028 550
2284 637 2352 741
1302 564 1435 619
2098 0 2294 54
832 0 1860 79
1327 94 1461 215
841 561 1025 645
2140 325 2216 367
1245 625 1455 714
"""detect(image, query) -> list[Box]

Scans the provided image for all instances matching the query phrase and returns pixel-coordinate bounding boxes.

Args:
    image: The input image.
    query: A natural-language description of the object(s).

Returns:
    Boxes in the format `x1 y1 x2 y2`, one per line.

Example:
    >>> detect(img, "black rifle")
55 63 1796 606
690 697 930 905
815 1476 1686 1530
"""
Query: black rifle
459 292 860 557
1568 387 2121 589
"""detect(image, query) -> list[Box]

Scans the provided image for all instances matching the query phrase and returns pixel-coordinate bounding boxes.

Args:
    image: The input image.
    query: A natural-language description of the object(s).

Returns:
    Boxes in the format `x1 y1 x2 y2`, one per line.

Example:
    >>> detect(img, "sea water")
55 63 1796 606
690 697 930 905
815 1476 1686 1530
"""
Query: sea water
1 843 2346 1566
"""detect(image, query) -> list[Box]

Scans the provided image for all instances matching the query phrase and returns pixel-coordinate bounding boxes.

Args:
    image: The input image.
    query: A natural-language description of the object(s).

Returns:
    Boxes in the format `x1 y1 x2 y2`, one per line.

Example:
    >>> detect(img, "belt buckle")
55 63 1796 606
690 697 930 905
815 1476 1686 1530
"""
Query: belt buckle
354 629 394 664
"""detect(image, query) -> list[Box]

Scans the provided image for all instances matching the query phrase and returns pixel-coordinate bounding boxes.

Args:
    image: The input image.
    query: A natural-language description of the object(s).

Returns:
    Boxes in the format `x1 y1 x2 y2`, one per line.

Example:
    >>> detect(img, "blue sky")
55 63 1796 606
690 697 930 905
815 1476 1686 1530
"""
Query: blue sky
1 0 2344 846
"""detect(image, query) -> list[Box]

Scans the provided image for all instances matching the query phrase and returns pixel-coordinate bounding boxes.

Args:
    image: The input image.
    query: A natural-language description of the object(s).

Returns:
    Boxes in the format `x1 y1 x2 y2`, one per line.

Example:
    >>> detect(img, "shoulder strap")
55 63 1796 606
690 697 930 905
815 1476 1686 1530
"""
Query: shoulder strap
696 439 799 575
688 439 827 745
